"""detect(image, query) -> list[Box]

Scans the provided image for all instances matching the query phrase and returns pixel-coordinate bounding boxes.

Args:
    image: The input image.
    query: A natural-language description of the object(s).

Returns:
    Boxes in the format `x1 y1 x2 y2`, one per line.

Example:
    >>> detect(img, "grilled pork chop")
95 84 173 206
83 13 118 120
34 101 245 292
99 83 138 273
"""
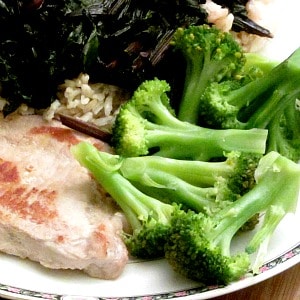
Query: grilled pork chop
0 113 128 279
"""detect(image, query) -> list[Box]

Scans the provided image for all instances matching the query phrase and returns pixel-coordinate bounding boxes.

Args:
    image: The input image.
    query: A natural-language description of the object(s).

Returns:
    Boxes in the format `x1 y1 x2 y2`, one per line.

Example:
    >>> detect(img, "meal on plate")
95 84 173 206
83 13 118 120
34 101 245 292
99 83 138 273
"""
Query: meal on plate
0 0 299 286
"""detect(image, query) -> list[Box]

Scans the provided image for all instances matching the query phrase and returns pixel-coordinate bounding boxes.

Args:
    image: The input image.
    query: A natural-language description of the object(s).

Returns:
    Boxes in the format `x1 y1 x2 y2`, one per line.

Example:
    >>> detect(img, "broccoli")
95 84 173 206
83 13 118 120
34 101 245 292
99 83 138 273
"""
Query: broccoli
267 102 300 162
70 140 260 260
72 141 299 284
165 151 300 285
170 24 245 124
71 141 175 259
198 47 300 161
119 151 262 215
243 52 279 76
112 78 268 161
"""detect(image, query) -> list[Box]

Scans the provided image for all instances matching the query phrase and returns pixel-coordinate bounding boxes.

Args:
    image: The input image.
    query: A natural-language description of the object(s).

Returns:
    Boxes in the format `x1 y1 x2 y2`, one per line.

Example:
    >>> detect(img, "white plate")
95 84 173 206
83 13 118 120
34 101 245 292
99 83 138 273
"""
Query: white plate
0 1 300 299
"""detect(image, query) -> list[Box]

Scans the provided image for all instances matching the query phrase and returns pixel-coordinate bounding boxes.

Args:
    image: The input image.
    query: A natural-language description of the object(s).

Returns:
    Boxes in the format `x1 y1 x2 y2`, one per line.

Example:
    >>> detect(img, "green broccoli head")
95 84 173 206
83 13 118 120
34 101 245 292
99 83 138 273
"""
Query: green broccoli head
112 106 149 157
171 24 245 124
124 217 171 259
165 151 300 284
129 78 175 123
224 151 262 196
171 25 245 81
165 209 250 285
199 80 244 129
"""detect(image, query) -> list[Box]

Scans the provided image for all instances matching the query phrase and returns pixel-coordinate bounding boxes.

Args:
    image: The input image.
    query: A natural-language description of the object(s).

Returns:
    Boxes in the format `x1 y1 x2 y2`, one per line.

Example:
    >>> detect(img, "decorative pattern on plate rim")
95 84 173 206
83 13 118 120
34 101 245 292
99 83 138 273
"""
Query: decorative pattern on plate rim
0 243 299 300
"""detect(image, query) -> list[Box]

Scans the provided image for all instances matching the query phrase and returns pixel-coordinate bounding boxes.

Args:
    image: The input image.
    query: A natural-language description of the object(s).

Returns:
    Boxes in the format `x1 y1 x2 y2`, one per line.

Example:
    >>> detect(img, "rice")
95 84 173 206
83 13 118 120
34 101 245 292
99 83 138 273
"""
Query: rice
202 0 277 53
201 0 234 33
232 0 278 53
43 73 130 133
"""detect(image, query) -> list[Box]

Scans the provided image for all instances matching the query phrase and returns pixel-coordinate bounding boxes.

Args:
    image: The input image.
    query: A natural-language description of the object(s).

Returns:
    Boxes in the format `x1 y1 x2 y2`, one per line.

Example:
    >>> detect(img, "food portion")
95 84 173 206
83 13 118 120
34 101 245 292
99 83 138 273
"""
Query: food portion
198 42 300 162
71 24 299 285
111 78 268 160
164 150 300 284
72 140 300 285
0 0 299 290
0 114 128 279
0 0 273 114
43 73 130 134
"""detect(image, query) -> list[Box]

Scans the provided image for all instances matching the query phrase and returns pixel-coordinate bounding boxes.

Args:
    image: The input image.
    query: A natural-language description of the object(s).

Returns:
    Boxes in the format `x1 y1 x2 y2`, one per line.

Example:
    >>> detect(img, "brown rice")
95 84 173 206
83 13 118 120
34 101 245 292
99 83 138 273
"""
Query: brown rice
43 73 130 133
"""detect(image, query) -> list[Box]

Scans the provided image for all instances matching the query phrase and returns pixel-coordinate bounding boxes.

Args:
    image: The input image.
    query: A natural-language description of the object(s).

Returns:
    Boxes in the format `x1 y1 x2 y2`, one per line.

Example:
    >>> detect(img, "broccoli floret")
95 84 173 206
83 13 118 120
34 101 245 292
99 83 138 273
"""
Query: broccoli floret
119 151 261 215
170 24 245 124
199 47 300 161
165 209 250 285
71 141 175 259
165 151 300 285
112 78 268 161
267 102 300 162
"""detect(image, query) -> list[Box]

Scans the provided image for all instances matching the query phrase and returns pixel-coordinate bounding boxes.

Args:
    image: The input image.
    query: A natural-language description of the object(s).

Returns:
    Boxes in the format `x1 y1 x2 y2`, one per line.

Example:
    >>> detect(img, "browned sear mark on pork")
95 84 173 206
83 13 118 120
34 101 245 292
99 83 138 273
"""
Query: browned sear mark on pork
0 186 58 224
0 159 20 183
29 126 80 145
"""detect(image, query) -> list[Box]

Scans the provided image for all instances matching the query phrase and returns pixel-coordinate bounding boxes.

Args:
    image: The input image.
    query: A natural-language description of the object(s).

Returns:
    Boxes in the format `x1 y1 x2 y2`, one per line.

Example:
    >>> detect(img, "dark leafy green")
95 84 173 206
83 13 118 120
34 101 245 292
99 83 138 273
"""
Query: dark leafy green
0 0 271 112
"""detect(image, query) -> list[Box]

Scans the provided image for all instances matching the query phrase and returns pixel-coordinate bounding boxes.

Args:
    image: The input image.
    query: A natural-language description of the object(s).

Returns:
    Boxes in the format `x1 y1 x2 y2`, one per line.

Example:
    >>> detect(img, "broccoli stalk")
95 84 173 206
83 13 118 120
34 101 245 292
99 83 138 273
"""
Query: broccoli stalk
170 24 245 124
165 151 300 285
243 52 279 75
71 141 175 259
112 78 267 160
199 47 300 161
119 151 261 215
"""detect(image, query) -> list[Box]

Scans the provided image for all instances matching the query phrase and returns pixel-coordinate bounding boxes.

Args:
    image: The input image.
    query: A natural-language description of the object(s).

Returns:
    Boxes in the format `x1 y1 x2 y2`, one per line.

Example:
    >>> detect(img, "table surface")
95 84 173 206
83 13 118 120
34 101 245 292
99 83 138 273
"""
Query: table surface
212 263 300 300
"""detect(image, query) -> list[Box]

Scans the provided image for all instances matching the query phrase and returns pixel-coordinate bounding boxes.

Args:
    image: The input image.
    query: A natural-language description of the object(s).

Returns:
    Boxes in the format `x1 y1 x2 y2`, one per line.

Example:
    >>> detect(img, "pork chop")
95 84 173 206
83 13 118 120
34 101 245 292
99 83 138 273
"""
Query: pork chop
0 113 128 279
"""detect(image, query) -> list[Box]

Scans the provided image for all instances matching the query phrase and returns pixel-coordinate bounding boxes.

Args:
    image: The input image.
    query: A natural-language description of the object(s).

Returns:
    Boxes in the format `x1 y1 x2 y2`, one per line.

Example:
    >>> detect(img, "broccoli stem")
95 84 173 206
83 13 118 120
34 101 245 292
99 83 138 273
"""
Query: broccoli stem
243 52 279 75
119 152 261 215
71 141 172 230
240 46 300 125
130 85 191 130
71 141 176 258
112 78 268 159
246 205 285 254
218 60 288 119
241 75 300 129
177 53 208 123
120 155 234 187
199 47 300 161
144 124 267 160
179 53 245 124
247 206 286 273
129 170 219 214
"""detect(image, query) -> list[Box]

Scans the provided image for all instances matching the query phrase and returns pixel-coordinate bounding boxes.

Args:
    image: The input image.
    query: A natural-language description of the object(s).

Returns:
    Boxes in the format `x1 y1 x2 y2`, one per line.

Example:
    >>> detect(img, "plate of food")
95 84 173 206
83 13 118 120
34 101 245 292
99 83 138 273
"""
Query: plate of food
0 1 299 300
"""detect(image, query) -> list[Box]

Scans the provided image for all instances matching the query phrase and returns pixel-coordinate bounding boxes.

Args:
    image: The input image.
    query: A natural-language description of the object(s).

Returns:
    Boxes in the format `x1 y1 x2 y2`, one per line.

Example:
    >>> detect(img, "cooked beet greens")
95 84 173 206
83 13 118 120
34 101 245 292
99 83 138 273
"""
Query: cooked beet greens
0 0 270 112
